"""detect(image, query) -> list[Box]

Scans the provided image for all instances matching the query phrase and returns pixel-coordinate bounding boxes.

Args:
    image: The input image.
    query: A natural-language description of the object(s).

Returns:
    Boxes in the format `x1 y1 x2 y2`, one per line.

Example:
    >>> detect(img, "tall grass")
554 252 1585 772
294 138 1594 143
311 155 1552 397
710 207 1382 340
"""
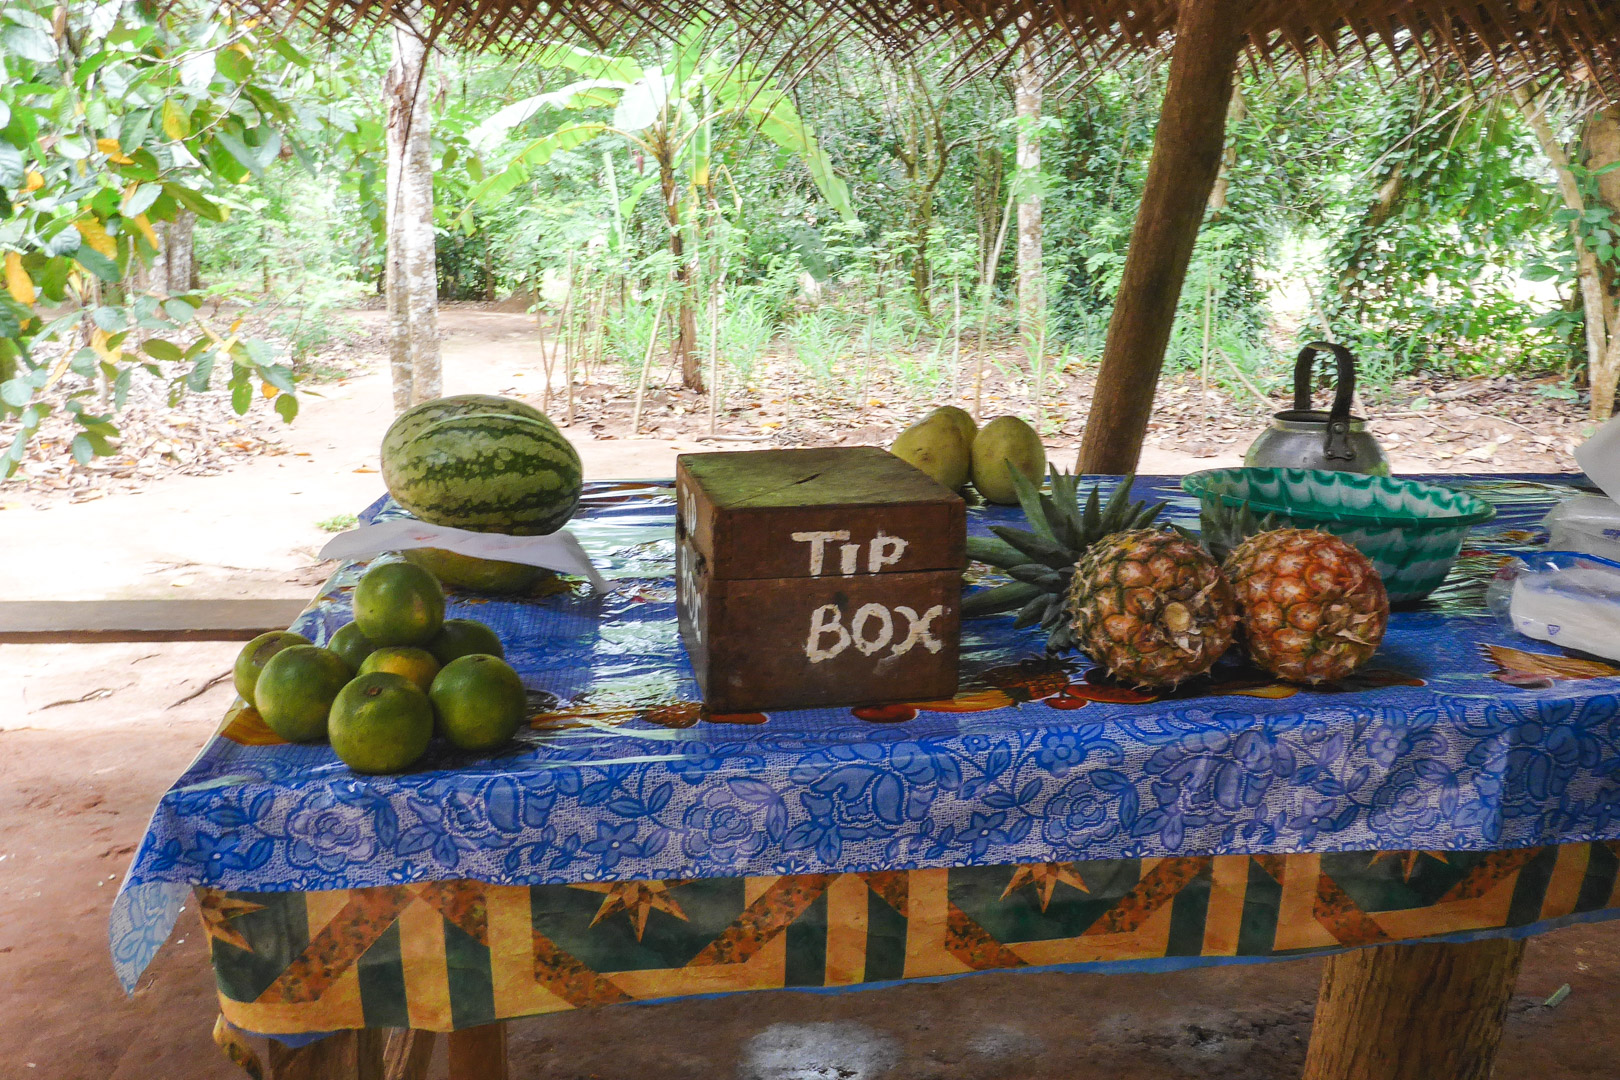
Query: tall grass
716 299 775 388
788 310 846 387
607 301 661 384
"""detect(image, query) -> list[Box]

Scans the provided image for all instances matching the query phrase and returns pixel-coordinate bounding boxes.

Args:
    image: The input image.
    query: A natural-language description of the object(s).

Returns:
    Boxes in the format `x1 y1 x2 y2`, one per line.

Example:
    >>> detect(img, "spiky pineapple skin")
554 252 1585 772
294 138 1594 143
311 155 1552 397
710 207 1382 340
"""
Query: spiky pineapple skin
1068 529 1237 689
1223 529 1388 684
963 471 1165 653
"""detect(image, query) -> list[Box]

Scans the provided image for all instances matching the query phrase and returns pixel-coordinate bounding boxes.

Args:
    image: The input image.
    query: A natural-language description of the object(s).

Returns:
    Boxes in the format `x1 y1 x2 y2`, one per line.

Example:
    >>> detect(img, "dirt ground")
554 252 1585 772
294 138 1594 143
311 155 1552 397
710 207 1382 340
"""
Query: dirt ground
4 305 1619 1079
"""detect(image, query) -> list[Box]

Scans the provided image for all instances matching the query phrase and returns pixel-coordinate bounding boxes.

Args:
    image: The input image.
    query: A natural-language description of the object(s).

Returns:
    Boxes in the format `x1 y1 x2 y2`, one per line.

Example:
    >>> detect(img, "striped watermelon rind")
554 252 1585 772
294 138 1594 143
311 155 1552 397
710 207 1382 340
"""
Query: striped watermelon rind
382 406 583 536
380 394 549 474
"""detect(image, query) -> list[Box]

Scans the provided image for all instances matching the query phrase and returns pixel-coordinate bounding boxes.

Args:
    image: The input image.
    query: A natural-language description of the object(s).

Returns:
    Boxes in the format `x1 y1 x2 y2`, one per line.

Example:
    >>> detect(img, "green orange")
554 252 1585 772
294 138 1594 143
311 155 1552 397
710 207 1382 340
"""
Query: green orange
358 646 441 694
429 654 528 752
353 560 445 646
328 621 377 673
232 631 312 707
254 645 351 742
427 618 505 665
329 672 435 775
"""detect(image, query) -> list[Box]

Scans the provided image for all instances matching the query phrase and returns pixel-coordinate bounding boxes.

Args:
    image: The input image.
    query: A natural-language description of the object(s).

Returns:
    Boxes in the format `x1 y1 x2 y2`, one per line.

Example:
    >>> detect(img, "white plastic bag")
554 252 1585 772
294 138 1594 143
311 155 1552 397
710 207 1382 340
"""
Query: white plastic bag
1487 551 1620 661
1542 494 1620 563
1576 411 1620 504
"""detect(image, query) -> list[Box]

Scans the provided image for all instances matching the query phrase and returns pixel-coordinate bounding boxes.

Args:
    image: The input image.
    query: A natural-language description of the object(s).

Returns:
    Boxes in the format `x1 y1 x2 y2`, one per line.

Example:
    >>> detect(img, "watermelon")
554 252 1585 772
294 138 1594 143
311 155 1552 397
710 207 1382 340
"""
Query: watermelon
402 547 552 594
382 398 583 536
380 394 549 467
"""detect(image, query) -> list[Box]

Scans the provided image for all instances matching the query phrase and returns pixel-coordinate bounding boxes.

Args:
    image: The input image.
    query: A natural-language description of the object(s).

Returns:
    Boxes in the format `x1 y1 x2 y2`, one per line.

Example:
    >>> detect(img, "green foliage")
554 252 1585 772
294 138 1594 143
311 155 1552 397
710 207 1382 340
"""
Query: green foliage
1322 82 1566 377
713 297 773 387
1557 161 1620 267
605 296 662 373
786 309 846 387
0 0 303 475
4 8 1598 467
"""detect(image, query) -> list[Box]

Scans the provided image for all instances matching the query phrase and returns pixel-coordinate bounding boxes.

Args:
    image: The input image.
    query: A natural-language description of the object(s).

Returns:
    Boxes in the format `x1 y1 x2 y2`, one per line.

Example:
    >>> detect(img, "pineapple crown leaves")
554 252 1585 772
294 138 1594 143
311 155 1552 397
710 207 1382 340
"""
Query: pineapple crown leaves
1199 498 1284 563
961 468 1167 645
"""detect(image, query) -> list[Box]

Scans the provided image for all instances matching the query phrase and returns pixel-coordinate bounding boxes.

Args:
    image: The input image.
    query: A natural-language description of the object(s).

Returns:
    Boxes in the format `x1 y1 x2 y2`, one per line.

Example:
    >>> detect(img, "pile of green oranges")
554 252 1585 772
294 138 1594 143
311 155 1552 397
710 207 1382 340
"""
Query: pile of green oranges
232 560 529 774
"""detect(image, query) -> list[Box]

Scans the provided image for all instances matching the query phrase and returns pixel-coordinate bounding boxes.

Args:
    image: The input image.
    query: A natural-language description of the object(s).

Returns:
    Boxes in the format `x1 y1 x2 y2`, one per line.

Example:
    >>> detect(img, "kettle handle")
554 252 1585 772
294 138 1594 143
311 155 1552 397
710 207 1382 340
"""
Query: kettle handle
1293 342 1357 461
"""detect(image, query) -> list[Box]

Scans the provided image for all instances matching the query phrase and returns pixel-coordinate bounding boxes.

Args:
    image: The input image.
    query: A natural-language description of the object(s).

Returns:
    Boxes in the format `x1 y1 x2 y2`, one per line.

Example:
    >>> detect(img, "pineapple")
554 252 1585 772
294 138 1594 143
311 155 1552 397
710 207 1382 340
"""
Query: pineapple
963 469 1167 652
963 469 1237 688
1198 498 1281 563
1222 528 1388 684
1068 529 1238 688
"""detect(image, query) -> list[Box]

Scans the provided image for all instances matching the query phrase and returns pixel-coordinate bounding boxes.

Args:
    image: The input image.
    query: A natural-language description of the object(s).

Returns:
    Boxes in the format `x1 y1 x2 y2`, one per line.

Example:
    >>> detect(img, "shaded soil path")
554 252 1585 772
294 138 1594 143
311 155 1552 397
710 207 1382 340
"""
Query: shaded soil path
8 304 1588 601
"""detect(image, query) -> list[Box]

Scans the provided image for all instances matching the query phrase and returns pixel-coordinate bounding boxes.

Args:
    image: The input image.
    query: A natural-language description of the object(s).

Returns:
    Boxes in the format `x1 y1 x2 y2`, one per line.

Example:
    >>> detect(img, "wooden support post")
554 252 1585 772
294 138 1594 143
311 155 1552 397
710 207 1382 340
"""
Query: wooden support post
1076 0 1247 474
448 1022 509 1080
1302 938 1526 1080
383 1030 437 1080
265 1030 385 1080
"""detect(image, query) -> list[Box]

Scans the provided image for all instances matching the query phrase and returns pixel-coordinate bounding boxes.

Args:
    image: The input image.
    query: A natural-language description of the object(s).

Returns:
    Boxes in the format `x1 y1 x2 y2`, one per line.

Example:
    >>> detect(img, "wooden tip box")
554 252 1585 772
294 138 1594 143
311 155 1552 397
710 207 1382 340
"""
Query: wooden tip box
675 446 967 713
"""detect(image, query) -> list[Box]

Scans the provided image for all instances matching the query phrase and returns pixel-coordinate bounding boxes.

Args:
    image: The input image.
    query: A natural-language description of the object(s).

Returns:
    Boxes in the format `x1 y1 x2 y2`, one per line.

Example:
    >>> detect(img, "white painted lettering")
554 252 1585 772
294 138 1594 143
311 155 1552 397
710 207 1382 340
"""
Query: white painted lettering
867 534 908 572
679 548 704 643
839 543 860 576
791 530 850 577
893 605 945 655
850 603 894 655
805 604 851 661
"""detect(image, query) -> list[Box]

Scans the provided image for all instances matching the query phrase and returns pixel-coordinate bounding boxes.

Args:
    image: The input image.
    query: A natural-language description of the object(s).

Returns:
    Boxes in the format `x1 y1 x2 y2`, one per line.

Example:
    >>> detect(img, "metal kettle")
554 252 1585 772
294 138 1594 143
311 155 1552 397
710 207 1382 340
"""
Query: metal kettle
1244 341 1391 476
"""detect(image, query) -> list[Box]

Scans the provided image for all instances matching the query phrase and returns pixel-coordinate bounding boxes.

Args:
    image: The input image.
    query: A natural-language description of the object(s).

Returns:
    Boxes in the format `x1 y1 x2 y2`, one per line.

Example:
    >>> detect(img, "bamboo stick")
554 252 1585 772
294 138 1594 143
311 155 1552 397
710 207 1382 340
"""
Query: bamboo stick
1215 347 1274 410
707 270 724 436
563 264 580 426
951 272 963 401
629 293 667 435
973 191 1015 423
543 251 574 416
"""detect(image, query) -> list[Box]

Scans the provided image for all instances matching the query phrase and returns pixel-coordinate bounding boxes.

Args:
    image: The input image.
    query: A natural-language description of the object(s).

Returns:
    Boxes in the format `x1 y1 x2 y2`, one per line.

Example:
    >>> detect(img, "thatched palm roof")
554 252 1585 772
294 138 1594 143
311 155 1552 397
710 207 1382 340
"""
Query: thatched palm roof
272 0 1620 94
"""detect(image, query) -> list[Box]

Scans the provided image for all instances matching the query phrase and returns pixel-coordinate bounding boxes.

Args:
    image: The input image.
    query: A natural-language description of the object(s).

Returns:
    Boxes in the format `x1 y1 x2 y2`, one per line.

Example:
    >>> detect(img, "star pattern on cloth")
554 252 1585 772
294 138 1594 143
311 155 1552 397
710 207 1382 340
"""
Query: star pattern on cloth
198 889 267 951
570 881 690 941
1369 849 1451 882
1000 862 1089 912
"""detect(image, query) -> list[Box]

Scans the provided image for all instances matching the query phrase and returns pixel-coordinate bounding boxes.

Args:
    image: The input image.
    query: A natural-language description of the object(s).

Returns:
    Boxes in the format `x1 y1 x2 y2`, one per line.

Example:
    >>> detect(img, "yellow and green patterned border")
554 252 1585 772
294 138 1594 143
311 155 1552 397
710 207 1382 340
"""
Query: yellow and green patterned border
203 841 1620 1035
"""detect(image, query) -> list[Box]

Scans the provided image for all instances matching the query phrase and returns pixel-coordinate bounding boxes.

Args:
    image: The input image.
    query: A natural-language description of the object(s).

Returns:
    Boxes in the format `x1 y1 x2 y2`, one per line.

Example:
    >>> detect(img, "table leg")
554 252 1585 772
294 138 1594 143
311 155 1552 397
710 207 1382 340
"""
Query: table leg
265 1030 385 1080
448 1022 509 1080
382 1030 437 1080
1302 937 1526 1080
214 1014 266 1079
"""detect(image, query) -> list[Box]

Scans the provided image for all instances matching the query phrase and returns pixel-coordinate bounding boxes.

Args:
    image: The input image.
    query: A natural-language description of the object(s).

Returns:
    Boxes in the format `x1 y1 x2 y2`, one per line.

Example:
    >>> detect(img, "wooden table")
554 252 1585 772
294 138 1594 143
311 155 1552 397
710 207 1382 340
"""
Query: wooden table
109 476 1619 1080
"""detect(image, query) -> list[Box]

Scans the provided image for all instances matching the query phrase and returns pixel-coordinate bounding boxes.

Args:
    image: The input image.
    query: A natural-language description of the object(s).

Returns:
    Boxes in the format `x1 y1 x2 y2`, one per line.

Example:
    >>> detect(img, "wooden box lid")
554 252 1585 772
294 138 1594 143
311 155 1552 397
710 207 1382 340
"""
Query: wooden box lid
676 447 966 581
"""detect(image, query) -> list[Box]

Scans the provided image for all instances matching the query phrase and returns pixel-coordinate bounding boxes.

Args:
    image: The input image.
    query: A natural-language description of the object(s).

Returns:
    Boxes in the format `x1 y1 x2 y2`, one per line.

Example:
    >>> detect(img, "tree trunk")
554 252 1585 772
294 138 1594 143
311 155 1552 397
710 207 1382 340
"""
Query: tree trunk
1014 44 1043 337
447 1023 508 1080
1206 89 1244 218
661 154 702 394
385 20 442 414
1076 0 1246 474
1518 87 1620 422
911 191 933 313
149 222 168 297
1302 938 1525 1080
1584 103 1620 421
265 1029 385 1079
165 211 194 295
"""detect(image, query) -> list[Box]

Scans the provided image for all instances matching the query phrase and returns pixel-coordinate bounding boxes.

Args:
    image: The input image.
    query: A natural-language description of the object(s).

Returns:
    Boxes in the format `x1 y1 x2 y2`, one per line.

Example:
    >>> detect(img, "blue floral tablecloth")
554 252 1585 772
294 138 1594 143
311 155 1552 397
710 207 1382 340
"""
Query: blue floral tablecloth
111 473 1620 991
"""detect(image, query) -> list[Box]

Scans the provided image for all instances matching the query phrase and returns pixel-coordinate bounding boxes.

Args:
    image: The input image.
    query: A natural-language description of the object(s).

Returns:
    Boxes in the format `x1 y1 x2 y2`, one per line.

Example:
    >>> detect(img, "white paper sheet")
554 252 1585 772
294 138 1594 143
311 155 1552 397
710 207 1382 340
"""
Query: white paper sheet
319 520 606 590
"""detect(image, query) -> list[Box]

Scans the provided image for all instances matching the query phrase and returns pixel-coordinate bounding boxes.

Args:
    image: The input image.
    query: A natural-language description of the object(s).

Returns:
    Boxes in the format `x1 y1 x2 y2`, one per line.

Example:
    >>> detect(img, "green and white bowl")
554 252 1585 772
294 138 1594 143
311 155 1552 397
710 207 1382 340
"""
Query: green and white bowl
1181 467 1496 603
